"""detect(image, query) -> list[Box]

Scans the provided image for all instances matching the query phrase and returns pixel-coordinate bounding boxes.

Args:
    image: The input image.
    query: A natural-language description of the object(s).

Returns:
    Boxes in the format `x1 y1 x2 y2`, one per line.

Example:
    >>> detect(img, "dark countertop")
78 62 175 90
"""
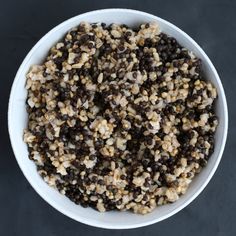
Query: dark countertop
1 0 236 235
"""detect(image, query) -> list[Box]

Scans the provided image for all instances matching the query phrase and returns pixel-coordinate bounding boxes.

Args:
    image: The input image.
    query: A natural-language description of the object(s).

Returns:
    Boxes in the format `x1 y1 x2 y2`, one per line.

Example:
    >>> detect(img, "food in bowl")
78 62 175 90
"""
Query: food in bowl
23 21 218 214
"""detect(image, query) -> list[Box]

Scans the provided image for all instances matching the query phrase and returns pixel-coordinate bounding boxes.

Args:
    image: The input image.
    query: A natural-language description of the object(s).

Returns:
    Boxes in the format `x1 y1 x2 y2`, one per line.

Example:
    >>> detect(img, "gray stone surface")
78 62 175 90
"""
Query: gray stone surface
1 0 235 235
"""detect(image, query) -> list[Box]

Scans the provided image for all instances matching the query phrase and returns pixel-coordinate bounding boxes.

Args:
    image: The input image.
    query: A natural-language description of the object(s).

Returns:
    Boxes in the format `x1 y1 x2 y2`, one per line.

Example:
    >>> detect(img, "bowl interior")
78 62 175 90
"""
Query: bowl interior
8 9 228 229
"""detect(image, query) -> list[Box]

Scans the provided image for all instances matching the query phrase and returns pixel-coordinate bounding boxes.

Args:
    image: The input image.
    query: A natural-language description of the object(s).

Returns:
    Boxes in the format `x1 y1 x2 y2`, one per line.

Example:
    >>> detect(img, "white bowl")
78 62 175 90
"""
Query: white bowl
8 9 228 229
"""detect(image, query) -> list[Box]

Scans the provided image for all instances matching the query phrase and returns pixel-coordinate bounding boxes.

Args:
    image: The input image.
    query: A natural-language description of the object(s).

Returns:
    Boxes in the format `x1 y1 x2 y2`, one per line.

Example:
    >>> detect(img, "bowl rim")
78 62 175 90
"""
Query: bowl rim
8 8 228 229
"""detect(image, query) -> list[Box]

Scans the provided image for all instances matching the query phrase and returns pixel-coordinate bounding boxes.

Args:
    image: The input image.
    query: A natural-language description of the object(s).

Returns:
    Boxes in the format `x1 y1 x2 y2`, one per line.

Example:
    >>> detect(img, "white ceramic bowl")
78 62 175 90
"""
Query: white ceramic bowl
8 9 228 229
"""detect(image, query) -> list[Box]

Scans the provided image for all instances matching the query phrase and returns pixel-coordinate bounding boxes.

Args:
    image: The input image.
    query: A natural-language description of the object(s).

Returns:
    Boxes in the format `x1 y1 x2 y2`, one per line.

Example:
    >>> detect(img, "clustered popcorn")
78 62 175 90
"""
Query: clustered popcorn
24 22 218 214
